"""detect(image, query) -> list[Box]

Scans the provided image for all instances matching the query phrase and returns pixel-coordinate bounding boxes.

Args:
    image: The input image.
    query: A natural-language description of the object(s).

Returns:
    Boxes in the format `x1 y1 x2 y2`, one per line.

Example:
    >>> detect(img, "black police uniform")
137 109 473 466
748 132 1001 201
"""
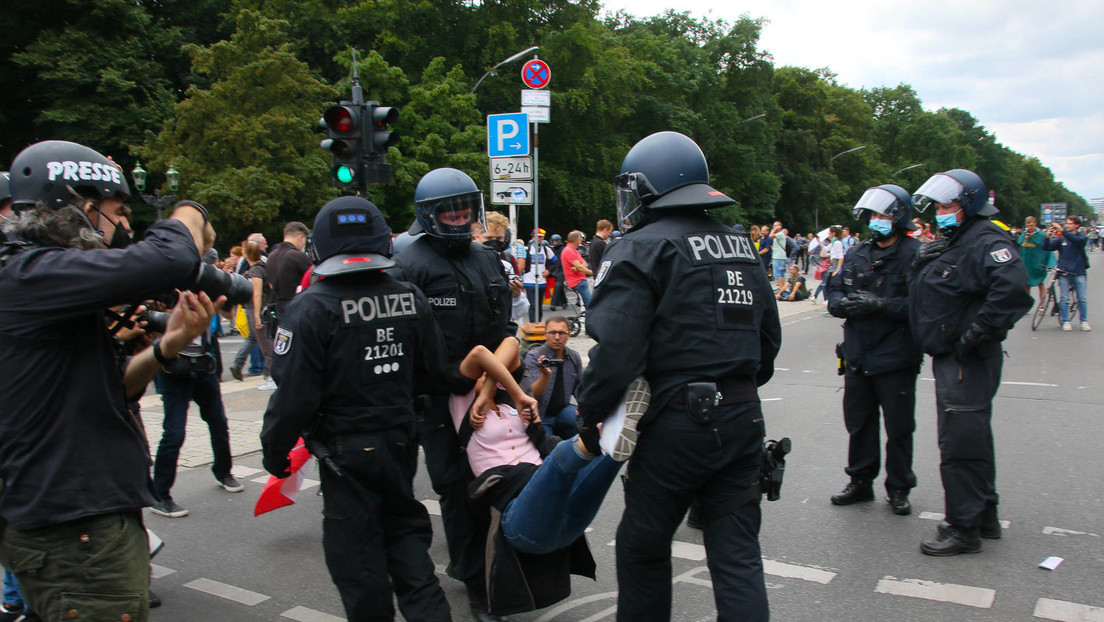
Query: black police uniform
827 234 922 496
392 237 514 592
910 217 1032 532
577 210 780 621
260 272 451 622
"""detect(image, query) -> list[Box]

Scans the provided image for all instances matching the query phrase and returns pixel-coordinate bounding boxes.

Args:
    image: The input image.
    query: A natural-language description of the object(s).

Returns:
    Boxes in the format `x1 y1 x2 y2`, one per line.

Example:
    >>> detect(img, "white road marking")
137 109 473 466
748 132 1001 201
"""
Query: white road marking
423 499 441 516
251 474 272 484
918 511 1009 530
534 592 619 622
1003 381 1059 387
577 606 618 622
1042 526 1101 538
671 541 707 561
233 466 263 478
150 563 175 579
762 397 783 402
281 606 346 622
1033 598 1104 621
301 477 320 490
775 368 790 371
875 576 995 608
184 578 270 606
763 559 836 584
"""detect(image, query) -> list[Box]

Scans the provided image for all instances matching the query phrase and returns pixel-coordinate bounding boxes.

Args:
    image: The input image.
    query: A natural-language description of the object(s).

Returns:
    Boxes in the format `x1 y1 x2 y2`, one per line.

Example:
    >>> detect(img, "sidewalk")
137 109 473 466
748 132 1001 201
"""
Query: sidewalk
144 275 828 470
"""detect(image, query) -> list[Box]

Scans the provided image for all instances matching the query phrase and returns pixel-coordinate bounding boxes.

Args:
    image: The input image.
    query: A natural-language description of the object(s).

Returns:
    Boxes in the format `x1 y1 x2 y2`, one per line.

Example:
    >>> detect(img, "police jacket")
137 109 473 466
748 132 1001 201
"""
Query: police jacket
0 221 200 530
910 217 1033 356
577 211 781 427
393 238 514 392
260 272 445 458
827 235 922 375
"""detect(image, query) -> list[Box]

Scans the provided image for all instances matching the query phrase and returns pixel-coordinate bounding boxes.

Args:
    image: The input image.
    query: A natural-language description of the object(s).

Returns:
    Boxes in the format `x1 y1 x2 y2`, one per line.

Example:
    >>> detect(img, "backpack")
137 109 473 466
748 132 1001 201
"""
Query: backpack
785 237 797 257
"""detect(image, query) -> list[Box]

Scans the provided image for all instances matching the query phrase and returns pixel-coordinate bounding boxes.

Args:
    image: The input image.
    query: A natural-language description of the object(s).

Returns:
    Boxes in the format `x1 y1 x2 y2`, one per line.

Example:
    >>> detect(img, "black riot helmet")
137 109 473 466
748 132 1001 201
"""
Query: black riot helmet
309 196 395 277
912 169 995 218
852 184 917 241
0 172 10 204
410 168 484 241
9 140 130 209
613 131 734 230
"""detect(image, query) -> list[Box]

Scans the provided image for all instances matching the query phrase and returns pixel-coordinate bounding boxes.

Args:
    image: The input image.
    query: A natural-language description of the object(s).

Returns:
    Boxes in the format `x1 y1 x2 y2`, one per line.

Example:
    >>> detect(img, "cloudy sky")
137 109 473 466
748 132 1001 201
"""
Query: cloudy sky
600 0 1104 204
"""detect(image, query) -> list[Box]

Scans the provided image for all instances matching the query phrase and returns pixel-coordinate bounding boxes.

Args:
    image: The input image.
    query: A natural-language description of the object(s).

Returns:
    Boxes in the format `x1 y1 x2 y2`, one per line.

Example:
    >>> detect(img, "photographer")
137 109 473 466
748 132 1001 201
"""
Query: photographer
1042 216 1090 331
523 315 584 438
0 140 231 620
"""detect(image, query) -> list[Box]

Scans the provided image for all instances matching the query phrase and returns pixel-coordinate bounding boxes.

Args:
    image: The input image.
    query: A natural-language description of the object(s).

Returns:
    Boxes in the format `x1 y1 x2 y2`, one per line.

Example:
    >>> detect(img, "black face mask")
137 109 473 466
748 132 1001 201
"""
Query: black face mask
484 238 509 253
108 223 133 249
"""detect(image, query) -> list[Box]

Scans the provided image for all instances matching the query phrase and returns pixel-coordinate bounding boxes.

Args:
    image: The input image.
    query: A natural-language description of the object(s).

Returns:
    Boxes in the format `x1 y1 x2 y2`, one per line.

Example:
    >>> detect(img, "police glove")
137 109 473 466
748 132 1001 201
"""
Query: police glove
954 323 992 363
913 237 949 268
263 447 292 479
841 291 887 317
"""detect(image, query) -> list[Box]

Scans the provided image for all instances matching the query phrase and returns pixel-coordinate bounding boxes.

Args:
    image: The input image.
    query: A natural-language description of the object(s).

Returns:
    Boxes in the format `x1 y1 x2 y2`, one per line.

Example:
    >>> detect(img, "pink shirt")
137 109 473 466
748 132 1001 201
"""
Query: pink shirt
561 244 587 288
450 390 542 477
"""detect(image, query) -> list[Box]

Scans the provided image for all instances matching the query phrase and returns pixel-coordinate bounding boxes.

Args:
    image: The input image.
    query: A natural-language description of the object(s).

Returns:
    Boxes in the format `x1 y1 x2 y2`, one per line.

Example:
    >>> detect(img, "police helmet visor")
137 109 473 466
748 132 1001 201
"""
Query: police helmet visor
912 174 966 213
852 187 903 221
614 172 659 230
417 191 484 238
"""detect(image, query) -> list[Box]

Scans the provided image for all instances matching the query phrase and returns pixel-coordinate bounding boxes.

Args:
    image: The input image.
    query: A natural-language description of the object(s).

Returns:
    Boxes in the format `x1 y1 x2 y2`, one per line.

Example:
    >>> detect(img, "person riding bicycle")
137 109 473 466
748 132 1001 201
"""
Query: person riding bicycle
1042 215 1090 331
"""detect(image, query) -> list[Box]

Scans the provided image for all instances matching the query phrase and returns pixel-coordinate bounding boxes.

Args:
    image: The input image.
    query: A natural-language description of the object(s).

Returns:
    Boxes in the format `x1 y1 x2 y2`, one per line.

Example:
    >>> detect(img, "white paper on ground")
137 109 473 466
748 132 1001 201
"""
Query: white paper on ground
1039 556 1064 570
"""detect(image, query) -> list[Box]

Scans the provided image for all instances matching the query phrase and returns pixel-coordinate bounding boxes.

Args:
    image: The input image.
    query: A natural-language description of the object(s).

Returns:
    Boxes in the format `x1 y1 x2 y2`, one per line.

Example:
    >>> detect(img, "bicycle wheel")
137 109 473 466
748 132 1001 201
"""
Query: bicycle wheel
567 316 582 337
1031 294 1048 330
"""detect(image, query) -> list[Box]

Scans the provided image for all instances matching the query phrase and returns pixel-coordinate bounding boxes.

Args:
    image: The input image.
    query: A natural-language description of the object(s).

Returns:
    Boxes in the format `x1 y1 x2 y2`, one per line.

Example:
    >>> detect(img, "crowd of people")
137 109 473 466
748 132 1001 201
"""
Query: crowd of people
0 131 1095 622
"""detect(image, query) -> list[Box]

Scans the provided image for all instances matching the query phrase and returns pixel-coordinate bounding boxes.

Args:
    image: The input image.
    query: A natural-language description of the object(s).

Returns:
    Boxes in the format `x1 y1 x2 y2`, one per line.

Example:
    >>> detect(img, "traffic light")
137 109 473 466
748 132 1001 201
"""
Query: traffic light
367 104 400 154
320 104 362 189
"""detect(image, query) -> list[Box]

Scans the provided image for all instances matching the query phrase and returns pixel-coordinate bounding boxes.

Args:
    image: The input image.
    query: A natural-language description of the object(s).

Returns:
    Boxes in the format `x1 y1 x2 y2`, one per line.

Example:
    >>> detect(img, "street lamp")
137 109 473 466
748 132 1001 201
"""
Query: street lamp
894 163 923 176
471 46 540 93
818 146 868 230
737 113 766 125
830 145 867 162
131 161 180 221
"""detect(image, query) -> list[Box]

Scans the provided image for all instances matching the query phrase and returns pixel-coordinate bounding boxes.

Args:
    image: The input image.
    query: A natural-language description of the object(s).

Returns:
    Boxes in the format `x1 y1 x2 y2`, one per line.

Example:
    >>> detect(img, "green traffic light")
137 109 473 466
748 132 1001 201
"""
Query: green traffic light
336 165 355 184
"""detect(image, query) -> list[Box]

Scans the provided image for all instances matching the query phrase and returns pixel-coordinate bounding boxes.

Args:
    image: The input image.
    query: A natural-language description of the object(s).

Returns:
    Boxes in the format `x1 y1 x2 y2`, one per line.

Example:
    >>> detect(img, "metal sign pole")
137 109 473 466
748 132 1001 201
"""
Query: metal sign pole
532 119 541 322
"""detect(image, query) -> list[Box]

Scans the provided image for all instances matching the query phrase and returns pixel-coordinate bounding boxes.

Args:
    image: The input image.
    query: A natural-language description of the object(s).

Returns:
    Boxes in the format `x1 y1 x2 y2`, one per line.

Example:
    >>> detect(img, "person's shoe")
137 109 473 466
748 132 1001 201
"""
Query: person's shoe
149 589 162 609
229 365 243 381
921 524 981 556
1062 322 1073 331
149 497 189 518
603 376 651 462
0 602 24 622
216 474 244 493
1081 321 1092 332
830 481 874 505
258 378 277 391
980 503 1002 539
887 490 912 515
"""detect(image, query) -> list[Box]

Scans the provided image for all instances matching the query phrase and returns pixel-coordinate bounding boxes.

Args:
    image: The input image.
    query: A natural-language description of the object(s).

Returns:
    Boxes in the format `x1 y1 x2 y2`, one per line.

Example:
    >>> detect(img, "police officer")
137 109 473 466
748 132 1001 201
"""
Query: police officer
391 168 514 620
260 196 451 621
0 140 222 620
827 185 922 515
576 132 781 621
910 169 1033 556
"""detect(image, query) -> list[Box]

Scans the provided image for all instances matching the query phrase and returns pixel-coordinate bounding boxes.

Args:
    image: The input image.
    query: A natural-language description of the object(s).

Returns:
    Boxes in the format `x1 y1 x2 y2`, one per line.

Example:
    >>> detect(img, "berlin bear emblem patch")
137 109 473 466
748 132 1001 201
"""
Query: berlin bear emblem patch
274 327 293 355
989 248 1012 264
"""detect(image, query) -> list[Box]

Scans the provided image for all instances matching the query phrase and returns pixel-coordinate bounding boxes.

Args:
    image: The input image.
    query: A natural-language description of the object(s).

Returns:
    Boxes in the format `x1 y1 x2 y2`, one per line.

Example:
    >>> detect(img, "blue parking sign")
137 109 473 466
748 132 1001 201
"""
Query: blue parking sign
487 113 530 157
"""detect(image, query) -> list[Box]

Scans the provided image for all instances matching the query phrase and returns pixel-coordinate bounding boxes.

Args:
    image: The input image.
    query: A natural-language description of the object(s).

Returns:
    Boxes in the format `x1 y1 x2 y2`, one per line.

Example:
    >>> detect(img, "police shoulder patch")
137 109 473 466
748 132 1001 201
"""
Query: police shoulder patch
274 327 293 355
989 248 1013 264
594 260 613 287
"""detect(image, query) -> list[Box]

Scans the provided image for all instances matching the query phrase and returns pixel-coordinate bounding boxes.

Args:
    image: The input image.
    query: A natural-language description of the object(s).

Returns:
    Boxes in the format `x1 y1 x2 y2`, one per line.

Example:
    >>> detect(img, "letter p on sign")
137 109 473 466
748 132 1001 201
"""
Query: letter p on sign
487 113 530 157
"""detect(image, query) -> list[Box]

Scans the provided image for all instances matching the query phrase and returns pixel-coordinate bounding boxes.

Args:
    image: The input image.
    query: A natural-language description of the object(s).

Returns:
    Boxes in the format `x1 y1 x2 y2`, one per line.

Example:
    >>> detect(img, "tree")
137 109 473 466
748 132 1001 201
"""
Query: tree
140 10 338 243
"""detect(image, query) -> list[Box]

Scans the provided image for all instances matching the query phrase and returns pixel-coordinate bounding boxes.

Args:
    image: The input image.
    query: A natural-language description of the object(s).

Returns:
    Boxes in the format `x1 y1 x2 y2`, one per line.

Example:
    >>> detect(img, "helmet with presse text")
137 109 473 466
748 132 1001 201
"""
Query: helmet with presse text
614 131 734 230
9 140 130 208
411 168 484 241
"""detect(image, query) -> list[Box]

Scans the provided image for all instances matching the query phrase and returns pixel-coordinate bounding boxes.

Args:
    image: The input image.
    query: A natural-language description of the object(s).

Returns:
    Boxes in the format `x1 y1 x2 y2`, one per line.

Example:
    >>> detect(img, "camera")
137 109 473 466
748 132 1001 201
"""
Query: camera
539 357 564 369
760 437 791 501
137 309 172 334
192 263 254 306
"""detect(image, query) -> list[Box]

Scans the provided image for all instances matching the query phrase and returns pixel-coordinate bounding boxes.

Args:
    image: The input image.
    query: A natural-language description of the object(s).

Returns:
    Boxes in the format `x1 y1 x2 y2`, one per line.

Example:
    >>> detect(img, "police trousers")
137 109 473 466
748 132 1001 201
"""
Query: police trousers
842 366 918 492
932 351 1003 529
617 400 767 622
319 427 450 622
0 510 149 621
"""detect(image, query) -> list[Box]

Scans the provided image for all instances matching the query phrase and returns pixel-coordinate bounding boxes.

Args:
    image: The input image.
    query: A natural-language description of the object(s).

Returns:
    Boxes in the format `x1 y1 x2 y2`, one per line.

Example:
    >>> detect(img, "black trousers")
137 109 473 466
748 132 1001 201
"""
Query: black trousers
932 351 1002 528
842 366 918 492
320 427 451 622
616 400 768 622
550 275 568 307
419 396 489 589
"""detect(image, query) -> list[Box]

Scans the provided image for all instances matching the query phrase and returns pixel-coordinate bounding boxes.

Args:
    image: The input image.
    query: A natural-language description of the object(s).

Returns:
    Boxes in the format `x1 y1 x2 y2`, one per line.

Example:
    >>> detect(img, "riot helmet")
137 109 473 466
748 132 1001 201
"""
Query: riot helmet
613 131 734 230
391 229 423 256
9 140 130 209
0 172 10 204
309 196 395 277
852 184 916 241
912 169 995 218
550 233 562 244
411 168 484 241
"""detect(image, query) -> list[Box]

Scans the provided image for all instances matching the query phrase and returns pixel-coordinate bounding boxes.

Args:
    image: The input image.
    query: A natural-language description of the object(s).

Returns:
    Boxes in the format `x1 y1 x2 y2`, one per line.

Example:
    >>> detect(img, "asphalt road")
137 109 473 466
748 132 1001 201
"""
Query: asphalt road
142 268 1104 622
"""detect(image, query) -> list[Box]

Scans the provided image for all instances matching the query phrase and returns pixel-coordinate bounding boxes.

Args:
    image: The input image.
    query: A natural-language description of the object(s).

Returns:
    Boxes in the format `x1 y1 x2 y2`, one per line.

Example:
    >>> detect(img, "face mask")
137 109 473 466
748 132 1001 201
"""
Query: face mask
484 238 508 253
869 219 893 237
936 210 961 230
109 223 133 249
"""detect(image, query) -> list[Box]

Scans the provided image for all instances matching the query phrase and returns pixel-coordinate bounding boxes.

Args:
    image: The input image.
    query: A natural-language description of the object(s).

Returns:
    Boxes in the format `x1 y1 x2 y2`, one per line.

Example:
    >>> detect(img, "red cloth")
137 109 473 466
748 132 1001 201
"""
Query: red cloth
254 439 312 516
561 244 587 288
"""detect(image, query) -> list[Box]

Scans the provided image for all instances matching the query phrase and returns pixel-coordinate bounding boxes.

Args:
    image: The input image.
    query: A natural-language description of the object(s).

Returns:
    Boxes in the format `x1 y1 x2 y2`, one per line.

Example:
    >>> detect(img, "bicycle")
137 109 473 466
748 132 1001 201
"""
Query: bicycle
1030 268 1079 330
562 285 587 337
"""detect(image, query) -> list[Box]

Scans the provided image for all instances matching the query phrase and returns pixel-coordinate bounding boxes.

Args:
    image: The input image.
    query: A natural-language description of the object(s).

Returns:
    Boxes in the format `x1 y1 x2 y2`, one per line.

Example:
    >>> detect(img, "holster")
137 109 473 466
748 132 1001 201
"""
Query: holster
685 381 720 425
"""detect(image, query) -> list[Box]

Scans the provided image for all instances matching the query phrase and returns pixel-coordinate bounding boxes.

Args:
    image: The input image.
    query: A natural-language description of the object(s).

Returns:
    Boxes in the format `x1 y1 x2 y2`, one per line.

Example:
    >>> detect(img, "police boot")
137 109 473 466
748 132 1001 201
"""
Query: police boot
886 490 911 516
920 524 981 556
830 481 874 505
980 502 1002 539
